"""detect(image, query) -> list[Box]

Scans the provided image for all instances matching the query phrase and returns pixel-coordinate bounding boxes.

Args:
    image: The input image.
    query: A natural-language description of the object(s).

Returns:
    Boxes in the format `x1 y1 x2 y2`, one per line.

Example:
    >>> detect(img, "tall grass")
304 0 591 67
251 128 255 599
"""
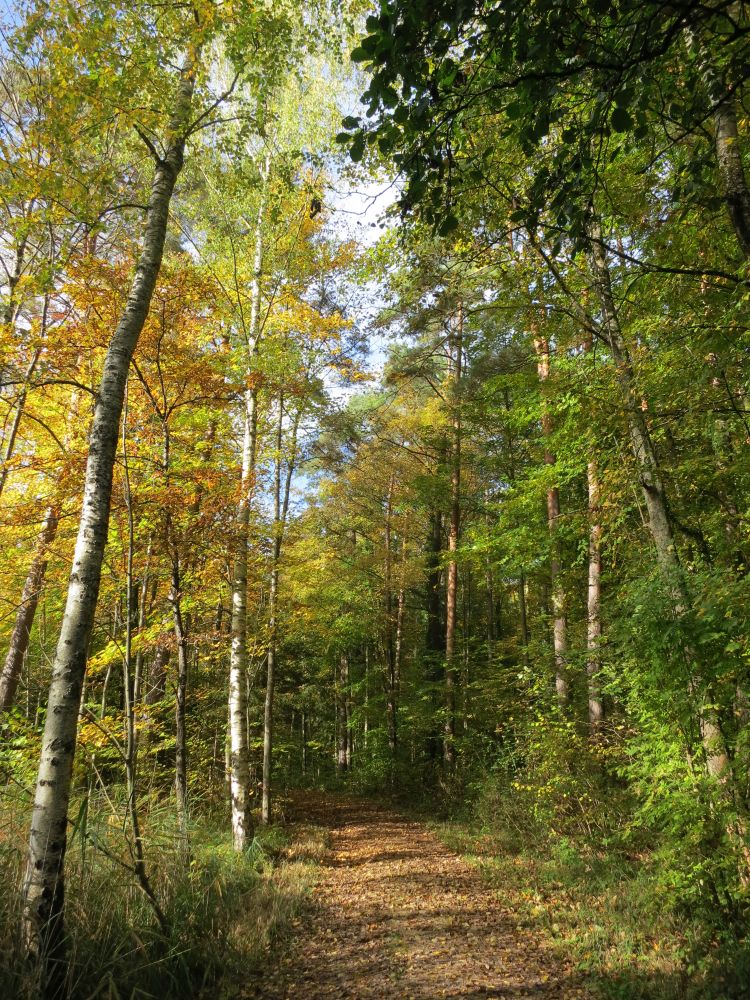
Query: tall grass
0 785 326 998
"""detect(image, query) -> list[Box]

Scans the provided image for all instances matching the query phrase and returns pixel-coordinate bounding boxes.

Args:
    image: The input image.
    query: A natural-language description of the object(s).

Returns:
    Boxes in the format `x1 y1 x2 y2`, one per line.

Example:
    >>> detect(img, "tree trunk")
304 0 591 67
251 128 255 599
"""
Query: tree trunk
0 506 58 712
589 217 728 777
714 96 750 259
132 538 153 713
518 572 529 655
337 653 349 774
394 535 406 709
21 51 199 978
384 474 397 756
228 161 267 849
586 457 604 729
688 12 750 259
145 646 170 705
425 508 443 726
261 394 299 824
170 559 190 846
122 390 167 930
532 314 568 705
444 304 463 767
0 369 84 714
0 343 43 502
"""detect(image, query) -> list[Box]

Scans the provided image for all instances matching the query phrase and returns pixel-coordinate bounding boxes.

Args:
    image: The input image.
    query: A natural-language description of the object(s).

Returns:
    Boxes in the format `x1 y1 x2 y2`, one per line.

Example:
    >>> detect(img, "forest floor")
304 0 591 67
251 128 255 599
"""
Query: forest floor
245 793 592 1000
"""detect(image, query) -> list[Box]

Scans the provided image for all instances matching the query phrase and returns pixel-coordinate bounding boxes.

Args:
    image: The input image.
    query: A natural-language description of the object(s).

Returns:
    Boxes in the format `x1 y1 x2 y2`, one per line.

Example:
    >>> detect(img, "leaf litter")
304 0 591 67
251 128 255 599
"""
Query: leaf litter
246 794 592 999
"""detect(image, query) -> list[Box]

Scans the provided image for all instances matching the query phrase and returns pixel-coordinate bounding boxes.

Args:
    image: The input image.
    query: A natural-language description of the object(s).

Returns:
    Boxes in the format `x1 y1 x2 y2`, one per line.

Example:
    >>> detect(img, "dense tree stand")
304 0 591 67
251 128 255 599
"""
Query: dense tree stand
3 2 750 996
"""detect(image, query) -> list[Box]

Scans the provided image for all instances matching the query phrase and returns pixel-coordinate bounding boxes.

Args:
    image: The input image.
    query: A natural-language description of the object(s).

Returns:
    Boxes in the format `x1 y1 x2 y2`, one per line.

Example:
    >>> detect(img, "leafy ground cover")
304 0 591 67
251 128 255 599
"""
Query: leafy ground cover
432 819 750 1000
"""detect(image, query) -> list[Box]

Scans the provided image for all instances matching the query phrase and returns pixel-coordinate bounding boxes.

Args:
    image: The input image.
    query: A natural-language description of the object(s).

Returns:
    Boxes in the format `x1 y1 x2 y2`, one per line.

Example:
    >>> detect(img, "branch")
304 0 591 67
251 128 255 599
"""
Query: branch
134 125 162 164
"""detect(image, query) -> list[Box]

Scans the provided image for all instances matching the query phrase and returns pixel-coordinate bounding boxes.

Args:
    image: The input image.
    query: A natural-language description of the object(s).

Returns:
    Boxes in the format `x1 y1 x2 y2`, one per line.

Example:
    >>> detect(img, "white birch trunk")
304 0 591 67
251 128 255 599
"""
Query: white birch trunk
228 161 267 850
21 53 200 977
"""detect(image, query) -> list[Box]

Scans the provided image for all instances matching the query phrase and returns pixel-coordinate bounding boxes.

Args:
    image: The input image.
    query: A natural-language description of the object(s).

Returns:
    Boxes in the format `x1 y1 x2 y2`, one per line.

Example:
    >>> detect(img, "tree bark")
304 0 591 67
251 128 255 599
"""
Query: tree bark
0 506 58 712
228 161 267 849
532 313 568 706
384 474 397 757
586 457 604 729
589 217 728 777
21 50 200 979
0 343 43 502
714 95 750 259
170 565 190 845
145 646 170 706
688 11 750 260
336 653 349 774
261 394 299 824
444 304 463 767
518 572 529 655
1 372 83 714
394 535 406 711
122 389 167 930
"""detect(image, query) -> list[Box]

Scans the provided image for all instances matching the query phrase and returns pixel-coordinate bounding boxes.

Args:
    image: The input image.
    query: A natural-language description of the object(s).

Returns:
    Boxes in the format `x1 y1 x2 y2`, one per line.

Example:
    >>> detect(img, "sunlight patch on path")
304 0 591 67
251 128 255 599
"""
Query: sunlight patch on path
247 795 592 1000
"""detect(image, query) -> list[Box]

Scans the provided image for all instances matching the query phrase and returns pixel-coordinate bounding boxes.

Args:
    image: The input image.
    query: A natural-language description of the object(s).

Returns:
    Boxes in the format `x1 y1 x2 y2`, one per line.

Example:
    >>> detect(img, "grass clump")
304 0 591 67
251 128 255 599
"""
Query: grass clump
0 787 327 999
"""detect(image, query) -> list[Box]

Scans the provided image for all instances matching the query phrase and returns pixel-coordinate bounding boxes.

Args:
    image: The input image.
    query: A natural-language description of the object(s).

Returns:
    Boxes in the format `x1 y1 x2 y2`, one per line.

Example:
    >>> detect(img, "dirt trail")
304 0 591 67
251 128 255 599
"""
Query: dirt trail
249 795 591 1000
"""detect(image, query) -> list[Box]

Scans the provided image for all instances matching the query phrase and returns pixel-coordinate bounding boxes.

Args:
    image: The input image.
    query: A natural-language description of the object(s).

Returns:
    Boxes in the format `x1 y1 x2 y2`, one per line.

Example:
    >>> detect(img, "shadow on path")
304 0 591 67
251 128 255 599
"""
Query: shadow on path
246 793 594 999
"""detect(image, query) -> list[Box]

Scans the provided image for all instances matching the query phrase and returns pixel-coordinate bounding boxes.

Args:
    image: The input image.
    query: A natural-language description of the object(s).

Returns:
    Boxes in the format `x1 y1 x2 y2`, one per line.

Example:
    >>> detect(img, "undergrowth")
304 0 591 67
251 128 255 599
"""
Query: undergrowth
0 786 327 999
431 766 750 1000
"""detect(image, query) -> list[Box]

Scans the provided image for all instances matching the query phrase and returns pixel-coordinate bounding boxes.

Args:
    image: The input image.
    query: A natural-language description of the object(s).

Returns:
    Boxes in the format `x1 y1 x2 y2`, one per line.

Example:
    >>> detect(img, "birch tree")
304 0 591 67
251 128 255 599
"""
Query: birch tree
17 0 310 979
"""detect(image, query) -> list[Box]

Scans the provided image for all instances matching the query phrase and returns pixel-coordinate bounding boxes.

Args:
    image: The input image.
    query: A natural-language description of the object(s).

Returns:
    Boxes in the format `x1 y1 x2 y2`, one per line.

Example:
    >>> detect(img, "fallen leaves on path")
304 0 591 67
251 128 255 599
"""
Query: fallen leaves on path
247 794 592 1000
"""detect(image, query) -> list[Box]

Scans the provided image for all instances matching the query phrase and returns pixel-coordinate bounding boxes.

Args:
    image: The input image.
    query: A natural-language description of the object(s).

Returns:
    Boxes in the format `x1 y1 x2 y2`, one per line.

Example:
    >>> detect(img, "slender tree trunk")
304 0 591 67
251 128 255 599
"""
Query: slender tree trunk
0 506 58 712
461 572 471 736
345 657 353 770
170 558 190 845
426 511 443 762
586 457 604 729
122 388 167 930
444 304 463 766
589 217 728 777
21 52 200 978
532 315 568 705
0 343 43 502
363 644 370 749
394 535 406 704
1 224 28 331
384 474 397 756
518 572 529 653
485 548 496 669
261 394 299 824
228 163 267 849
336 653 349 773
161 409 190 843
714 96 750 259
0 370 84 713
145 646 170 705
132 538 153 713
426 510 443 661
688 10 750 260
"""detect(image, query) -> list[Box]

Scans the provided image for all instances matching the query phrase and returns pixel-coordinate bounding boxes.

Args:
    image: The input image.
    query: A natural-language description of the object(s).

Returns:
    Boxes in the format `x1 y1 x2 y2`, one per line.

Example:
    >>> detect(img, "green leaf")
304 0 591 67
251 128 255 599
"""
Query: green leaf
610 106 633 133
381 85 399 108
438 214 459 235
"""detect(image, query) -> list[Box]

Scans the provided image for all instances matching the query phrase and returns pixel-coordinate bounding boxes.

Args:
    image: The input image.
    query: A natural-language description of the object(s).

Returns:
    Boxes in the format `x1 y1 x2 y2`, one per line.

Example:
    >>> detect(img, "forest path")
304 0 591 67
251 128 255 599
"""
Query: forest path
247 793 592 1000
